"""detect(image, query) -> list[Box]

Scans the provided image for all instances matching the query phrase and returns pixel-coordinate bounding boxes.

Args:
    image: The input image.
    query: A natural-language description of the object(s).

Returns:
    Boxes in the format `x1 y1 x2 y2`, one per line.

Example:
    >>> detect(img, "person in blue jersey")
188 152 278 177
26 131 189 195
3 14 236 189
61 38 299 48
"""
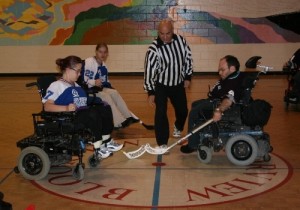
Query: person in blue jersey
42 55 123 159
144 19 193 151
180 55 245 153
80 43 139 129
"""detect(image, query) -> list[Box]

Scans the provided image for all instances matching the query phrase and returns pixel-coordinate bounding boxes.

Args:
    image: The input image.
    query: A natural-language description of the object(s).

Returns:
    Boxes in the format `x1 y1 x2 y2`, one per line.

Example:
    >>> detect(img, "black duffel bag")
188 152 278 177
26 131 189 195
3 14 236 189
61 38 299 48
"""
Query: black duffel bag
242 99 272 127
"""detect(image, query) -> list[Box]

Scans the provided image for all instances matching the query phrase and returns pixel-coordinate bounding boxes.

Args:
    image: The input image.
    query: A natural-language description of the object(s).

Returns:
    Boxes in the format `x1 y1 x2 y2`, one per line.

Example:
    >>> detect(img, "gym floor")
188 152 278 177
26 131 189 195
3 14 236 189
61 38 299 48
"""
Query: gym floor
0 75 299 210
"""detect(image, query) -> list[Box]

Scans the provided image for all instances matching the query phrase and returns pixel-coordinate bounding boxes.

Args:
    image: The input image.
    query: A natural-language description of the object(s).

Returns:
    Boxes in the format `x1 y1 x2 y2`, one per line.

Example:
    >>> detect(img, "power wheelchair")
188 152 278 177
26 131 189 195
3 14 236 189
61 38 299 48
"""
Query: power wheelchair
196 56 273 166
283 52 300 109
14 75 103 181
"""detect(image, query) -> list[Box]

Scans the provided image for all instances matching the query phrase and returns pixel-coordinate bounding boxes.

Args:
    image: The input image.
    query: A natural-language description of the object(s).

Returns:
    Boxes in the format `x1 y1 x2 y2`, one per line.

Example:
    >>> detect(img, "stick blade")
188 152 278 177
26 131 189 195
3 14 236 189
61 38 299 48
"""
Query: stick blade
122 145 146 159
145 144 168 155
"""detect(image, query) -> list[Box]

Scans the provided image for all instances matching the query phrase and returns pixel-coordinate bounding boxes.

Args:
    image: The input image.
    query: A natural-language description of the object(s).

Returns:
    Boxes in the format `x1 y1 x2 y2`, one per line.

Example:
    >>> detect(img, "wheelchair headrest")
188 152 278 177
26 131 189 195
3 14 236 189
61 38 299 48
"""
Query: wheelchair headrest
245 56 262 68
37 75 57 97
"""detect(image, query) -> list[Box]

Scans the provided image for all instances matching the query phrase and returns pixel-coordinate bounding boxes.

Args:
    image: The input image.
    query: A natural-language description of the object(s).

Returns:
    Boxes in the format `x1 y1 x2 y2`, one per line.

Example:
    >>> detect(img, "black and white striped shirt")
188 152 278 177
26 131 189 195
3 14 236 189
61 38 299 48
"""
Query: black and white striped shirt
144 34 193 95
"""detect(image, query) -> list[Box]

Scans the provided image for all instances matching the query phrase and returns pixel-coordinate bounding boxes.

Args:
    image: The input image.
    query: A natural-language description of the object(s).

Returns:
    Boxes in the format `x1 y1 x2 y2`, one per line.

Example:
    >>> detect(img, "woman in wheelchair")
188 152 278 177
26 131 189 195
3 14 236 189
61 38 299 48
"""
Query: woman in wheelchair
43 55 123 159
181 55 245 154
80 43 139 129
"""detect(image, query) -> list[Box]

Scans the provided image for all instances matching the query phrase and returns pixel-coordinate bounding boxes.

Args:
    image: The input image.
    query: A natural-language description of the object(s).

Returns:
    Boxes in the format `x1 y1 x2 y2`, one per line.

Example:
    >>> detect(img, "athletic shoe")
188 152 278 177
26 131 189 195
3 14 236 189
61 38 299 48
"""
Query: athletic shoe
180 144 195 154
173 125 181 138
95 146 113 159
106 139 123 152
155 144 170 155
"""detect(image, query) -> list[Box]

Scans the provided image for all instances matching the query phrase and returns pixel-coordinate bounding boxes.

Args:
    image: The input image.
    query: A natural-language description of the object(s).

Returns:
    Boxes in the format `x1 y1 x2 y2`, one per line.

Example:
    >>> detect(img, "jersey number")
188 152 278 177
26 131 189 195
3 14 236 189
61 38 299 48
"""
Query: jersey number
84 70 95 80
44 90 54 100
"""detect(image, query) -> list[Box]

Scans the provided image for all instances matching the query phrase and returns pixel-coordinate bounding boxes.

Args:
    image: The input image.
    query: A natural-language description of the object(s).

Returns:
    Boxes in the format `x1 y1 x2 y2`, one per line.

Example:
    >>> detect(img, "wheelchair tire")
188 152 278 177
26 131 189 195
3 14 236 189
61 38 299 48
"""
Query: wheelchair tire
14 166 19 174
197 146 212 164
72 163 84 180
225 134 258 166
88 155 100 168
284 90 289 110
263 154 271 162
269 145 273 153
17 146 50 180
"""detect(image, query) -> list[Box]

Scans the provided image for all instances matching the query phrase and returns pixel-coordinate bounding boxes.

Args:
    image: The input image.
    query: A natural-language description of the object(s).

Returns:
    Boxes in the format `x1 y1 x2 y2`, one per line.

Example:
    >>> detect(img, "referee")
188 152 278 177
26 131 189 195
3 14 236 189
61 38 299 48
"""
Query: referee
144 19 193 150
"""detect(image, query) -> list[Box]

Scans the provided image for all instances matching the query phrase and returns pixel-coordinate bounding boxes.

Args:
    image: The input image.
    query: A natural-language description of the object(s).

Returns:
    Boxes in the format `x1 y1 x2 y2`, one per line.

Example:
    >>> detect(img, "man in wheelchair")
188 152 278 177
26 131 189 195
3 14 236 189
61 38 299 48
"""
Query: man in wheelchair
180 55 245 154
179 55 272 166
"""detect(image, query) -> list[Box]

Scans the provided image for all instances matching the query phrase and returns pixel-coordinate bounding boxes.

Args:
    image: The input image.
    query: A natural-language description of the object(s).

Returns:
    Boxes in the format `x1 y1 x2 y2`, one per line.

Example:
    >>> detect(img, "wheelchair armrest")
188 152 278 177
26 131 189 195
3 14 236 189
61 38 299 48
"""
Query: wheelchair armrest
88 86 103 93
41 111 76 121
42 111 76 116
26 82 38 87
221 104 243 124
83 86 103 105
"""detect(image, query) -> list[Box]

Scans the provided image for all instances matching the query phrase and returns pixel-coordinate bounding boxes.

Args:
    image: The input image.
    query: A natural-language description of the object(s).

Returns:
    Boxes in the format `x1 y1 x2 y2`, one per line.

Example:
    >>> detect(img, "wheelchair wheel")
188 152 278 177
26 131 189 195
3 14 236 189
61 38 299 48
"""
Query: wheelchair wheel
269 146 273 153
197 146 212 164
17 146 50 180
14 166 20 174
88 154 101 168
263 154 271 162
284 90 289 110
225 134 258 166
72 163 84 180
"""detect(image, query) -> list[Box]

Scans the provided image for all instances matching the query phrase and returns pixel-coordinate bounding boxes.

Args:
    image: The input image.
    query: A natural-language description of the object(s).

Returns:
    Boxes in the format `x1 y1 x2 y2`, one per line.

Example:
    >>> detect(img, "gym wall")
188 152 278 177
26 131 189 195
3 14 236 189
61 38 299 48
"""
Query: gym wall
0 0 299 74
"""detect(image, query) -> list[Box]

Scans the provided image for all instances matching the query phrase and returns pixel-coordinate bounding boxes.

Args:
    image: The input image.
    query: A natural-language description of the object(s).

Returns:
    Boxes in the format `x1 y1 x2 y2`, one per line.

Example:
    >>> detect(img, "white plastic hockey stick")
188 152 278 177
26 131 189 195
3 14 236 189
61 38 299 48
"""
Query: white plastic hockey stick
145 119 214 155
122 144 147 159
123 118 214 159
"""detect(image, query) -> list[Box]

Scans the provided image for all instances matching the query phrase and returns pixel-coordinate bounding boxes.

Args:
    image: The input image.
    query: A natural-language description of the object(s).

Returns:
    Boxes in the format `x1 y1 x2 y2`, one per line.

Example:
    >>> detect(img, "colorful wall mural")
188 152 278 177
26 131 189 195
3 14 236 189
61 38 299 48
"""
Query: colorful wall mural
0 0 299 46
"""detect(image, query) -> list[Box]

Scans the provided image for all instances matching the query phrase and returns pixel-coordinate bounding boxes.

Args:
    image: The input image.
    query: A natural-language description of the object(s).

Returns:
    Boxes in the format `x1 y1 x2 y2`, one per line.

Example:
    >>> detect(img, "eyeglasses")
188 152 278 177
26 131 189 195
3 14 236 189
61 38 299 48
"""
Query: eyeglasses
70 67 81 74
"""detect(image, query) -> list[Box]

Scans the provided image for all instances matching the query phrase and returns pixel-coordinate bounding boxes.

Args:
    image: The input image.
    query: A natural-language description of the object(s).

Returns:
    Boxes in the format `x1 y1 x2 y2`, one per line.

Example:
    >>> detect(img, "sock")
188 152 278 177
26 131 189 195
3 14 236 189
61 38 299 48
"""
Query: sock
102 134 110 141
93 140 103 149
102 135 111 144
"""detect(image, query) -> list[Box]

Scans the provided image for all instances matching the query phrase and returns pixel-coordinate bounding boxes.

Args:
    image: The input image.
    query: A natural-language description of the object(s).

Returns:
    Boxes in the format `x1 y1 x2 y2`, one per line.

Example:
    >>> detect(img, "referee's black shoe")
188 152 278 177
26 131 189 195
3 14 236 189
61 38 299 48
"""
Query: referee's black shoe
127 117 139 124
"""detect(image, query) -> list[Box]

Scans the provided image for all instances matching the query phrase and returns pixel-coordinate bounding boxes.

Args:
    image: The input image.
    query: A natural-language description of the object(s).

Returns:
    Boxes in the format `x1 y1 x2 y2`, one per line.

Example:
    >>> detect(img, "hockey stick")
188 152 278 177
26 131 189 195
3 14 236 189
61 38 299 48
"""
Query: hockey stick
122 118 214 159
144 119 214 155
130 112 154 130
122 144 147 159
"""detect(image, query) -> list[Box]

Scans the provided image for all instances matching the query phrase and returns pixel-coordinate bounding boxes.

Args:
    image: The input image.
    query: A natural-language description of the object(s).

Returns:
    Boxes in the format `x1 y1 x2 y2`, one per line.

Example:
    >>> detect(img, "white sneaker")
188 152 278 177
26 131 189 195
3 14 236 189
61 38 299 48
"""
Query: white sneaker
173 125 181 138
155 144 170 155
95 146 112 159
106 139 123 152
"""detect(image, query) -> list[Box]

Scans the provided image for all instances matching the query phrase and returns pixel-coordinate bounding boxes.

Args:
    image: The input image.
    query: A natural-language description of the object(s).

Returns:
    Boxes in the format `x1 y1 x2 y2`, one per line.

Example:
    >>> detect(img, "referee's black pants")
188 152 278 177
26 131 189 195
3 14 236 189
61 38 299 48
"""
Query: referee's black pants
154 83 188 146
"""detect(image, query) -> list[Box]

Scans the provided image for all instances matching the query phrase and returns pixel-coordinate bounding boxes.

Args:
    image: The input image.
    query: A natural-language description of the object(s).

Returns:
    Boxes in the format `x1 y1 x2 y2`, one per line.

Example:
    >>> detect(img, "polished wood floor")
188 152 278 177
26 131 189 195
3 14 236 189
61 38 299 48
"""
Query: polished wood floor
0 75 300 210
